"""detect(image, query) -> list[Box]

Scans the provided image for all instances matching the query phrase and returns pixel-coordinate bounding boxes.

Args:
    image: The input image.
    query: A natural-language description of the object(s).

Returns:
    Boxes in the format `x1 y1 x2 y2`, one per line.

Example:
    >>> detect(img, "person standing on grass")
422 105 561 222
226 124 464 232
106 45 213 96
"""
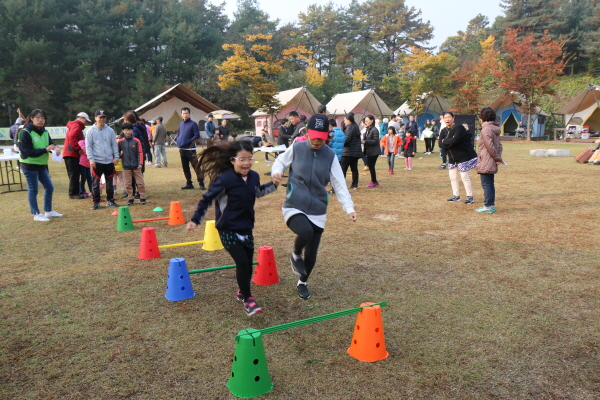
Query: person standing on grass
86 109 120 210
153 116 168 168
341 112 362 190
63 112 91 199
475 107 503 214
438 116 448 169
326 118 345 194
380 126 401 174
17 109 63 222
422 118 435 154
440 111 477 204
177 107 206 190
277 118 292 147
217 119 230 142
402 129 417 170
118 123 146 206
187 141 280 316
272 114 357 299
204 113 216 141
362 115 380 187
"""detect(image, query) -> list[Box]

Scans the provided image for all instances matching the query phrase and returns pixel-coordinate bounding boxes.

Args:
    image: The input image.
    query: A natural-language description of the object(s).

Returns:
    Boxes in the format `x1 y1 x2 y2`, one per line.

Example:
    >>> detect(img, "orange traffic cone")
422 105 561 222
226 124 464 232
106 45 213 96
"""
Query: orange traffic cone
252 246 279 285
168 201 185 225
138 227 161 260
347 302 388 362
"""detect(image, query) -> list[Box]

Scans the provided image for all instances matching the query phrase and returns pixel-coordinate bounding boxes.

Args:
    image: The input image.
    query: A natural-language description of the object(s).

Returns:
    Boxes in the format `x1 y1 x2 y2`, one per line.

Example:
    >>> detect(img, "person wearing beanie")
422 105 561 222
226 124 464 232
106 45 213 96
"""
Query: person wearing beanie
272 114 357 299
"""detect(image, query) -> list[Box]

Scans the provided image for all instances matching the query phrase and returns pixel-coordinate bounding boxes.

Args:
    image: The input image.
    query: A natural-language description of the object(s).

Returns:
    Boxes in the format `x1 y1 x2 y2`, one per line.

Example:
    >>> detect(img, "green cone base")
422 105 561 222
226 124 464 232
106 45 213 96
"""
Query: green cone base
116 206 134 231
227 329 273 398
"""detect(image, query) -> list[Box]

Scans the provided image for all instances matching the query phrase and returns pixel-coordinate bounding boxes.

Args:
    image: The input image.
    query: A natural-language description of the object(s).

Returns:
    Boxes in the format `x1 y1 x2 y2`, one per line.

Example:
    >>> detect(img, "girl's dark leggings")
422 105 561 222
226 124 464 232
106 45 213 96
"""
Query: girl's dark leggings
219 231 254 301
287 214 323 282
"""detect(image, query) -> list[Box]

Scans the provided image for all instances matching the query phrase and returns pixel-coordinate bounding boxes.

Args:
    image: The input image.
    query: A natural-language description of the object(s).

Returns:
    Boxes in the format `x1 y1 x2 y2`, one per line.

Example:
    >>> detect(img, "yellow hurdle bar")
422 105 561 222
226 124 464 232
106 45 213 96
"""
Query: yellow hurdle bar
158 240 205 249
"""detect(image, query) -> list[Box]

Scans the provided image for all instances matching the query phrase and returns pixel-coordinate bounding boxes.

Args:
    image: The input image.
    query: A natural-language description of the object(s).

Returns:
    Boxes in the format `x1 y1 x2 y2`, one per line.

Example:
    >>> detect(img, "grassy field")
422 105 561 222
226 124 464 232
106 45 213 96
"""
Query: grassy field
1 141 600 399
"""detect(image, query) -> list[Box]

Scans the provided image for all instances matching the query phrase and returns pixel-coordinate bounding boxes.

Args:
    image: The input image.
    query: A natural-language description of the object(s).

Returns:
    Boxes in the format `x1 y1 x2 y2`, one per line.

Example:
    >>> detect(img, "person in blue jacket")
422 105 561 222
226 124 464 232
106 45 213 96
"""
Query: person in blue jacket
327 118 345 194
177 107 206 190
187 140 280 316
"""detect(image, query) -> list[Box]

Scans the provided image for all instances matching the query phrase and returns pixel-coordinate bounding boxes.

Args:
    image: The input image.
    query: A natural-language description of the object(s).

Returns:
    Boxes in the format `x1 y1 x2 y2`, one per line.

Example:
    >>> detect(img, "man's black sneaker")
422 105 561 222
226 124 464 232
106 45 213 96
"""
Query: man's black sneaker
447 196 461 202
181 184 194 190
127 199 134 206
290 254 307 276
121 194 129 199
297 283 310 299
199 185 207 190
106 200 120 207
70 195 85 199
439 164 447 169
134 194 140 200
464 196 474 204
91 202 100 210
243 297 263 316
140 199 146 205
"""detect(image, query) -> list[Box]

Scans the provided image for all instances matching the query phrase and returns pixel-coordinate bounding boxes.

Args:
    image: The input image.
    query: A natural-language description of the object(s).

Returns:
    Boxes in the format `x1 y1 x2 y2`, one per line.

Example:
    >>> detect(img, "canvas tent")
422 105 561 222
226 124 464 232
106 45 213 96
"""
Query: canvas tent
393 101 413 117
415 95 452 130
251 87 321 135
128 83 219 132
490 92 548 137
326 89 392 127
556 85 600 132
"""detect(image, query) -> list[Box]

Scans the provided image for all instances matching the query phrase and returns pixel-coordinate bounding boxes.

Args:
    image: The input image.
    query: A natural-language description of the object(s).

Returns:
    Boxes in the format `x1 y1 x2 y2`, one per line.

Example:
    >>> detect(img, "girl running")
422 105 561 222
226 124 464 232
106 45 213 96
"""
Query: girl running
186 141 280 316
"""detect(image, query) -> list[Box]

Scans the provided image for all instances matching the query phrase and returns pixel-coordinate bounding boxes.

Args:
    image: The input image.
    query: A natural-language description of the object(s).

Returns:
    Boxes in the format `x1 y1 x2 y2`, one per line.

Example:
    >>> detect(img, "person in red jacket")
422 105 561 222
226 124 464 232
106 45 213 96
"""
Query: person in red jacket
64 112 91 199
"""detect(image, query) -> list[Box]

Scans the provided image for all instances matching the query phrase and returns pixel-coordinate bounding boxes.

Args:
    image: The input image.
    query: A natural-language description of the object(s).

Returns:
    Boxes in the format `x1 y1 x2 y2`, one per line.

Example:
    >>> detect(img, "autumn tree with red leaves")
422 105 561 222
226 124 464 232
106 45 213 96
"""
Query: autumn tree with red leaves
494 29 568 139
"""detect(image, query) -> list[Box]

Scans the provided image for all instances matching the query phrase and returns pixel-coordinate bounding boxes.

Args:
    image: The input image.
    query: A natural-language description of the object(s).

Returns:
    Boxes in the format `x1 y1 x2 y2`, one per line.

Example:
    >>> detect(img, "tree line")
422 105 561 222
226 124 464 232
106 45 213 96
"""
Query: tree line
0 0 598 127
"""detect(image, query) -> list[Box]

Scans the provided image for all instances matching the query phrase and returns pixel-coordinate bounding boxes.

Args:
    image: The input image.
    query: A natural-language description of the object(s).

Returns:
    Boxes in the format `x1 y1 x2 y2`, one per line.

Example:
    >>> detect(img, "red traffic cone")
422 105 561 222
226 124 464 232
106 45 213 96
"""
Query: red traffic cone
252 246 279 285
138 227 161 260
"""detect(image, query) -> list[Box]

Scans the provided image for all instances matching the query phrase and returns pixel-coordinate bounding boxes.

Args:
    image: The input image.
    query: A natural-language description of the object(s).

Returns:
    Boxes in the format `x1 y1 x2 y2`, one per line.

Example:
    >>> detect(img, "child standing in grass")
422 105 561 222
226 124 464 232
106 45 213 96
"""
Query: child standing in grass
380 127 401 174
186 141 280 316
403 130 416 170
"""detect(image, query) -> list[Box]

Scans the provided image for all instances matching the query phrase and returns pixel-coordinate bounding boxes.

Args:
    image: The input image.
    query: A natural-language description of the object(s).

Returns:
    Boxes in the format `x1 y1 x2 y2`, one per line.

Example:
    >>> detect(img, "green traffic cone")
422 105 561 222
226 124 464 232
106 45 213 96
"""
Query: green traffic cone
227 329 273 398
116 206 134 232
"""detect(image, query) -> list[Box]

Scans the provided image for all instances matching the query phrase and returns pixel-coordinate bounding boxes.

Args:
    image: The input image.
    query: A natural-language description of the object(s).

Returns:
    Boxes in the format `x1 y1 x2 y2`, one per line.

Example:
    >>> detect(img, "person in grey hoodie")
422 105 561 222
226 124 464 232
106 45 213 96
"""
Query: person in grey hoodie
272 114 357 300
85 109 120 209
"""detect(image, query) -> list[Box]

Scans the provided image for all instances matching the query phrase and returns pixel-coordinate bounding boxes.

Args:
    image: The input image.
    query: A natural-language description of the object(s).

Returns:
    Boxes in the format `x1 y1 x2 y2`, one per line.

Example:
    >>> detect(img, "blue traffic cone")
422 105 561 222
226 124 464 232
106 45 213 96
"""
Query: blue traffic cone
165 257 196 301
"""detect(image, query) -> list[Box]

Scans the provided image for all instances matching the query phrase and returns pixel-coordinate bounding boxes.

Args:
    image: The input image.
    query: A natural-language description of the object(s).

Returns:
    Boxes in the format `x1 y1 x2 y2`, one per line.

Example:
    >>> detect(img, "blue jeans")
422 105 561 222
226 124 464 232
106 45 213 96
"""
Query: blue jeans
387 153 395 171
480 173 495 207
154 144 167 166
23 168 54 215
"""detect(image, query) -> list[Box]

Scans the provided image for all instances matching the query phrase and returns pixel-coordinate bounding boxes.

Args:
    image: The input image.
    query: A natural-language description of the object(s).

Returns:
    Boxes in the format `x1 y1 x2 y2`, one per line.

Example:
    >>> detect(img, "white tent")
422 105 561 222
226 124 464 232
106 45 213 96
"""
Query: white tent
251 87 321 118
393 101 412 117
326 89 392 123
556 85 600 131
125 83 219 131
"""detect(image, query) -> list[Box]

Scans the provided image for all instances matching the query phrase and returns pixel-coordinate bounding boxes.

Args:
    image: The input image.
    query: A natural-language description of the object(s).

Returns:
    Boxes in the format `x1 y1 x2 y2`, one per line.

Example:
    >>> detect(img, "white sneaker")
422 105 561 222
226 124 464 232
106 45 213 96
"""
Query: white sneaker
45 211 63 218
34 213 51 222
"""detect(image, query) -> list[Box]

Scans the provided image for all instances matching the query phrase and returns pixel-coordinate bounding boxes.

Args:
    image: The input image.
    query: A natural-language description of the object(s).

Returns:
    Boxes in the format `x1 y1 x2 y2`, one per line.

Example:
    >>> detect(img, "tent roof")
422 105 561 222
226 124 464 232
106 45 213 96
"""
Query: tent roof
420 95 451 114
556 85 600 115
393 101 412 117
135 83 219 115
326 89 392 117
251 87 321 117
490 92 549 116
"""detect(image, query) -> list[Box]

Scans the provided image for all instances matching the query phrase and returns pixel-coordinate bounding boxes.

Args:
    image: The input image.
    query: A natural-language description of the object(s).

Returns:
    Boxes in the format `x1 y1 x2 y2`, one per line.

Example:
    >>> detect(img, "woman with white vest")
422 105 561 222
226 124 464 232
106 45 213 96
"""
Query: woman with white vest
272 114 357 299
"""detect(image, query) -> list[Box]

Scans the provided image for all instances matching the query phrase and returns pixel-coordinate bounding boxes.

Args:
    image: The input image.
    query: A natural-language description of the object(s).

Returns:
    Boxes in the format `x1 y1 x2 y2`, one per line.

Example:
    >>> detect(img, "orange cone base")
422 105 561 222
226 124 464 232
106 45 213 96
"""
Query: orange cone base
252 246 279 285
138 227 161 260
347 302 388 362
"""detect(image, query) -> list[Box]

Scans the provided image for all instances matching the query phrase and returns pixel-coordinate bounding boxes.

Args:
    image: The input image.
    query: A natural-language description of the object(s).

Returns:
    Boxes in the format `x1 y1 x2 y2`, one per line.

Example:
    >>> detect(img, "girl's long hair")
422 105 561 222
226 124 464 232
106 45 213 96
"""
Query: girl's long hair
196 140 254 185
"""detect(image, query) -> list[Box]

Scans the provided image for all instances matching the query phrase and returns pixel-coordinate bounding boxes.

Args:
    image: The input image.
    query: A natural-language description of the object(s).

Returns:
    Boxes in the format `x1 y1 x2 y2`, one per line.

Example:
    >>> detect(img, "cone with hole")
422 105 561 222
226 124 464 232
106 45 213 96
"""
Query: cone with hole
138 227 161 260
167 201 185 225
347 302 388 362
252 246 279 285
116 206 134 231
202 220 223 251
165 257 196 301
227 329 273 398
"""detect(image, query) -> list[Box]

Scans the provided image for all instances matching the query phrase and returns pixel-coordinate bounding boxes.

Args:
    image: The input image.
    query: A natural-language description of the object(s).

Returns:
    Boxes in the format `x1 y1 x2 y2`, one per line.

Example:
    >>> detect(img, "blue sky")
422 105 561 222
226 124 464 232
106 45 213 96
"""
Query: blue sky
217 0 505 51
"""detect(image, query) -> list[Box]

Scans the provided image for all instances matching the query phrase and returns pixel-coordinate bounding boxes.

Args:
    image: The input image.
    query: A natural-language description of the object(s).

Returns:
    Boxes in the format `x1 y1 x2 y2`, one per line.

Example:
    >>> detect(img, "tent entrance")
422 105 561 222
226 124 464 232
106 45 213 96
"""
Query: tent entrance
501 111 520 136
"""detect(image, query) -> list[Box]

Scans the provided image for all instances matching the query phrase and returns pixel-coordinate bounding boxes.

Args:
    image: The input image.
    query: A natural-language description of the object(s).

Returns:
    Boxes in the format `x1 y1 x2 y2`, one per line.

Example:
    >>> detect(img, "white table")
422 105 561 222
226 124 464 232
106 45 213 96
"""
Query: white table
0 154 25 194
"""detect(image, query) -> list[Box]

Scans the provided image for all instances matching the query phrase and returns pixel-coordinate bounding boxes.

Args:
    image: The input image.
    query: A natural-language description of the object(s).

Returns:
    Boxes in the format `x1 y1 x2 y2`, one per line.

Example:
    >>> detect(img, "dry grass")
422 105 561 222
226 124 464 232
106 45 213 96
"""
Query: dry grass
1 142 600 399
